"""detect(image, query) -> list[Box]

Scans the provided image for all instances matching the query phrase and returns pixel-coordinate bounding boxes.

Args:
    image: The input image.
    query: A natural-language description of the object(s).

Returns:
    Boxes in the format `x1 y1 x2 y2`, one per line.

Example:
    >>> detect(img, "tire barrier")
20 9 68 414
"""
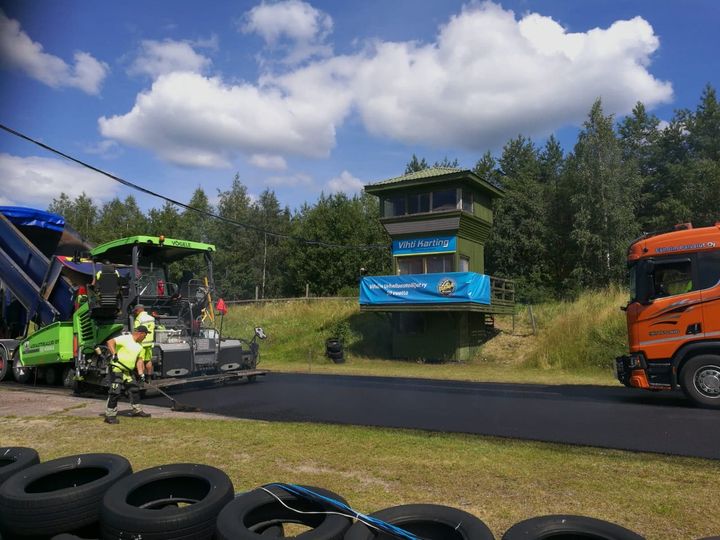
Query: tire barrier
0 447 40 486
501 514 646 540
0 448 669 539
343 503 495 540
100 463 234 540
0 453 131 539
216 484 353 540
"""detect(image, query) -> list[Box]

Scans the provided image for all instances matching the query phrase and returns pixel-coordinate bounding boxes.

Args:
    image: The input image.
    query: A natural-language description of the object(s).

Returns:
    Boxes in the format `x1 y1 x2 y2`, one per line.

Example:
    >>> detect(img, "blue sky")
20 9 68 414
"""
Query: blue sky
1 0 718 213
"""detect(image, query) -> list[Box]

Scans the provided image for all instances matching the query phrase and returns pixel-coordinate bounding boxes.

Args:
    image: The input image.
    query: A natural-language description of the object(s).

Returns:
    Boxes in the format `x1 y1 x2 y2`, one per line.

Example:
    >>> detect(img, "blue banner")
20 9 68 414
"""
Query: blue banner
360 272 491 305
392 236 456 256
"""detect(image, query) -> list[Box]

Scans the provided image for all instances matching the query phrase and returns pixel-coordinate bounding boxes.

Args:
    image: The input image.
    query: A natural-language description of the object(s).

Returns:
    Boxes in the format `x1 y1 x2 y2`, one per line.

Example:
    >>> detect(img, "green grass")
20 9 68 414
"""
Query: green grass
220 288 627 386
2 415 716 540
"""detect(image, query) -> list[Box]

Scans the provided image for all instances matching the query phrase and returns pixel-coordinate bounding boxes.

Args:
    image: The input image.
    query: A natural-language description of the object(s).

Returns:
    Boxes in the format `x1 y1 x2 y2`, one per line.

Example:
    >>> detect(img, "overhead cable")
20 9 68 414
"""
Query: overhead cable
0 123 388 250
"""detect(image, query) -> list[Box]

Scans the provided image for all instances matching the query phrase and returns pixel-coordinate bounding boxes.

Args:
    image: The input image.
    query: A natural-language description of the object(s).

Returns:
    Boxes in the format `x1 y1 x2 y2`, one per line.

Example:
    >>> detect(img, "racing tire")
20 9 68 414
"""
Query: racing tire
680 355 720 409
215 484 353 540
343 503 494 540
100 463 234 540
0 453 131 538
0 447 40 486
501 515 644 540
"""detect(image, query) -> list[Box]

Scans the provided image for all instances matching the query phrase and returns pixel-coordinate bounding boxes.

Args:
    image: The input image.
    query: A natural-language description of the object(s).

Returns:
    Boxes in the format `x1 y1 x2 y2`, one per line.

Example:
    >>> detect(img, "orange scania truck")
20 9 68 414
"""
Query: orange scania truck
616 221 720 408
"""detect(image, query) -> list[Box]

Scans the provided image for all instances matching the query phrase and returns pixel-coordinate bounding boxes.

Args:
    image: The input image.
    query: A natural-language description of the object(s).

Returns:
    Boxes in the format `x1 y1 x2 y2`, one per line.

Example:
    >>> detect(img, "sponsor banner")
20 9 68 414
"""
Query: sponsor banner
392 236 456 256
360 272 490 305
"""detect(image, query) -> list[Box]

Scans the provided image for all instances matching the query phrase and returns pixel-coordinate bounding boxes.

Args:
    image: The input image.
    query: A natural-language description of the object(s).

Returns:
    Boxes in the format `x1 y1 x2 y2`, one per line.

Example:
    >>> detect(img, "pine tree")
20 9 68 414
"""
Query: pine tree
564 99 641 289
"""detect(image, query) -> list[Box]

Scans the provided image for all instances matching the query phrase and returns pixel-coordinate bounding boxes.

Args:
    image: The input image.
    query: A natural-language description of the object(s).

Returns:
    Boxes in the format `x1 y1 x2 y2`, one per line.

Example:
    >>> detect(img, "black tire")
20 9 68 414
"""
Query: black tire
344 503 494 540
680 355 720 409
215 484 353 540
100 463 234 540
44 365 62 386
0 447 40 486
0 453 131 538
501 515 645 540
12 356 33 384
0 345 10 381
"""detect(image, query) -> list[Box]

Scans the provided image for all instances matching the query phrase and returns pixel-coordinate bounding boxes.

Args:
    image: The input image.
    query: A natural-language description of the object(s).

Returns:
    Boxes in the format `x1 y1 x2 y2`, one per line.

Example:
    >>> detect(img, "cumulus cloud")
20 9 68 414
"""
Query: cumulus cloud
84 139 123 158
350 2 672 149
0 154 118 207
98 2 671 167
98 69 353 167
0 10 108 94
249 153 288 170
129 39 212 78
242 0 333 63
326 170 363 194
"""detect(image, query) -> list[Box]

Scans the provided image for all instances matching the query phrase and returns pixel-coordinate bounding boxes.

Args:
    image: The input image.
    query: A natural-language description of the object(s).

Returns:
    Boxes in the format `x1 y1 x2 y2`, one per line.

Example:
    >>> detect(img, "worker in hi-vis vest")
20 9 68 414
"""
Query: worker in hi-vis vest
104 326 151 424
132 304 155 378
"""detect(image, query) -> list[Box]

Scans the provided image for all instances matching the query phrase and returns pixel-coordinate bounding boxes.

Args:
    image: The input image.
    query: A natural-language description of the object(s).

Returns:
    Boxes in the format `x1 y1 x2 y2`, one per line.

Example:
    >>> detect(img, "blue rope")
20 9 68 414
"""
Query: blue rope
265 483 422 540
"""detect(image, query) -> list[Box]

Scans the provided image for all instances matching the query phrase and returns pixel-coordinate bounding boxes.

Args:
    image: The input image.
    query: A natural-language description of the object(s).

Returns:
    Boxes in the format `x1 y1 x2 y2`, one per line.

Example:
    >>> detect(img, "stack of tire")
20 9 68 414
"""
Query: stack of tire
325 339 345 364
0 446 700 539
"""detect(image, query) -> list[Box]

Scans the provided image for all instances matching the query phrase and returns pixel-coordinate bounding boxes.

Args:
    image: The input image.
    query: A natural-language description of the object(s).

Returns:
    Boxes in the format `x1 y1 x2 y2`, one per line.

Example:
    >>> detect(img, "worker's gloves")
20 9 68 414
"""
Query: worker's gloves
138 374 146 384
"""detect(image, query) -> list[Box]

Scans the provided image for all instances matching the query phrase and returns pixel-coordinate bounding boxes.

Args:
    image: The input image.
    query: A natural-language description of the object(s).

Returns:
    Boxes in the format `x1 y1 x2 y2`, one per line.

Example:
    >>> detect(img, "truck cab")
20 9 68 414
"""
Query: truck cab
617 222 720 408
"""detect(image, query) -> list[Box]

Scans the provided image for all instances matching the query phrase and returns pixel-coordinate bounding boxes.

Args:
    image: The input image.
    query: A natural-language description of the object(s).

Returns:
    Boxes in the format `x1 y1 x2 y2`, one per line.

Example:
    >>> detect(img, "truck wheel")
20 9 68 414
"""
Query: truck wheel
44 365 62 386
0 346 9 381
680 355 720 409
0 453 131 538
12 359 33 384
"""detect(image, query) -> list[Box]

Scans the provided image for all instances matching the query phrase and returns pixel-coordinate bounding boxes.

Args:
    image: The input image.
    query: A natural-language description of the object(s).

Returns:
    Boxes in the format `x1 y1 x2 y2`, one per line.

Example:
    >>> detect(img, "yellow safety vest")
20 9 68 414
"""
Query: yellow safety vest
111 334 143 376
134 311 155 345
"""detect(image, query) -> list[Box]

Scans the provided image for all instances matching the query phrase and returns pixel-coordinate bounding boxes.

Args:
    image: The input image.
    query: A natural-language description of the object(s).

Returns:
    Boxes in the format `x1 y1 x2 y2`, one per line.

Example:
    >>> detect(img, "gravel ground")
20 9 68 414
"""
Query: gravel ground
0 384 226 420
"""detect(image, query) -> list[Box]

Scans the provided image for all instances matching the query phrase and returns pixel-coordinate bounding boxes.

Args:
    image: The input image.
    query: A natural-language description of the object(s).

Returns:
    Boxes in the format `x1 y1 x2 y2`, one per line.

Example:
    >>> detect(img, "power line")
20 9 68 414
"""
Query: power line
0 122 388 250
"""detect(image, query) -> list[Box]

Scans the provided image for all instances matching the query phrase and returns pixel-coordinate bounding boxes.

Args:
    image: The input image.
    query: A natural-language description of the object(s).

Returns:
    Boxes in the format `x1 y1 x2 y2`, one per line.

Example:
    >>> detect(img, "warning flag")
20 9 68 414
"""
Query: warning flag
216 298 228 315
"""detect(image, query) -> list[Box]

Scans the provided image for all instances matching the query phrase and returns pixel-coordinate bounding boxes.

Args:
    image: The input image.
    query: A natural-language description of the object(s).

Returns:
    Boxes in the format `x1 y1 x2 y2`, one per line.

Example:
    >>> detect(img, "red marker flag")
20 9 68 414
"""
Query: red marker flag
216 298 228 315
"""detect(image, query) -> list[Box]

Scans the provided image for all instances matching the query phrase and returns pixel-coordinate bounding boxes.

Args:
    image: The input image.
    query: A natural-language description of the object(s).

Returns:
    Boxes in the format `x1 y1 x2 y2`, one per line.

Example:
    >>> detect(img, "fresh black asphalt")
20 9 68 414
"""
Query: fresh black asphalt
144 373 720 459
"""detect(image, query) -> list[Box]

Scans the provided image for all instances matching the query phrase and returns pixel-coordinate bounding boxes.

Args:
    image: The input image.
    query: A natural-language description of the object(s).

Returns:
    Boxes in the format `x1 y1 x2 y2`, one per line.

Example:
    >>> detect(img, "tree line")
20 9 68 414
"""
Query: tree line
49 86 719 302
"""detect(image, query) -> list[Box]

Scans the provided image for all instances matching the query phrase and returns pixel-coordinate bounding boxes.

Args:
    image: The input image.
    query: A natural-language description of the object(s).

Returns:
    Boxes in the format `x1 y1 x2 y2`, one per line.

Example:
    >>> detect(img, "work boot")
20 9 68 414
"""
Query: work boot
130 410 151 418
104 415 119 425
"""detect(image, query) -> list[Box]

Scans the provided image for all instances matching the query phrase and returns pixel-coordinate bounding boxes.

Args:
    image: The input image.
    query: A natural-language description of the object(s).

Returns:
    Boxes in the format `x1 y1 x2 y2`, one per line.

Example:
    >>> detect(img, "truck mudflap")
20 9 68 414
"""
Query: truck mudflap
615 355 673 390
147 369 268 391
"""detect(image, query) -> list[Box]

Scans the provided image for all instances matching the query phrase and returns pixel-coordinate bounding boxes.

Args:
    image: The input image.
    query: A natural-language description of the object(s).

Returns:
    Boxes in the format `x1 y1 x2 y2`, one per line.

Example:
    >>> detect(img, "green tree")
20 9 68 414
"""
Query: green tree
563 99 641 289
287 192 390 296
148 202 180 237
404 154 429 174
48 192 98 242
95 196 148 244
485 136 551 302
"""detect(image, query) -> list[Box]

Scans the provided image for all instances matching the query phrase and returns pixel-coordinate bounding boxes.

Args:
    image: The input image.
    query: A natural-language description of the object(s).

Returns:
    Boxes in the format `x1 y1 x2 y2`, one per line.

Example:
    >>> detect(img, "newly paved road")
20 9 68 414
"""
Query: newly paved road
144 373 720 459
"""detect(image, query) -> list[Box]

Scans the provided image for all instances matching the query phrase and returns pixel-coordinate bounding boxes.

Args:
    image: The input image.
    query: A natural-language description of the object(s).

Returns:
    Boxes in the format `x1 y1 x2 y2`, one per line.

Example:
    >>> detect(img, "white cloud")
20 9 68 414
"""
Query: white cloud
0 154 118 207
326 170 364 194
129 39 212 78
349 2 672 150
98 70 353 167
242 0 333 63
84 139 122 158
0 10 108 94
98 2 672 167
266 172 313 187
249 153 287 170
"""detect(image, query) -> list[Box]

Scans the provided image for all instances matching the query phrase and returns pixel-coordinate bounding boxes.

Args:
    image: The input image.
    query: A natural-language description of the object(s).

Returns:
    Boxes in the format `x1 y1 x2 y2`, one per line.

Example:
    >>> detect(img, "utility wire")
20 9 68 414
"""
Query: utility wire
0 123 388 250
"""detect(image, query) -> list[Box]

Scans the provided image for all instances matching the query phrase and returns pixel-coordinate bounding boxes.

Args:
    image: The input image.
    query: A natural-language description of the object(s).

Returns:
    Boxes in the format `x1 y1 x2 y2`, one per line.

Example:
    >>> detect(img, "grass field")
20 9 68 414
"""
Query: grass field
3 414 717 540
5 288 715 539
220 287 629 386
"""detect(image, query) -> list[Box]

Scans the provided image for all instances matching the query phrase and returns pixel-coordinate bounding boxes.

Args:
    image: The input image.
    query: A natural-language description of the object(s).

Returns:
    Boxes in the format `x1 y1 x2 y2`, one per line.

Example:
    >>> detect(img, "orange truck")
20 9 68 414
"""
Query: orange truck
616 222 720 408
